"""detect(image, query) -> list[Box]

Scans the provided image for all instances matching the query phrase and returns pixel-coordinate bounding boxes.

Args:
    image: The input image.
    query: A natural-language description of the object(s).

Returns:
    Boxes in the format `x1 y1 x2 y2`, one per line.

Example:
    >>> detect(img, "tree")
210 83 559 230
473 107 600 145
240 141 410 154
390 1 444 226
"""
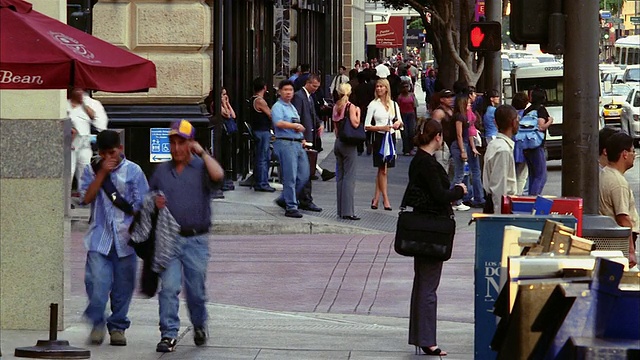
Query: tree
408 18 424 29
377 0 484 88
599 0 620 15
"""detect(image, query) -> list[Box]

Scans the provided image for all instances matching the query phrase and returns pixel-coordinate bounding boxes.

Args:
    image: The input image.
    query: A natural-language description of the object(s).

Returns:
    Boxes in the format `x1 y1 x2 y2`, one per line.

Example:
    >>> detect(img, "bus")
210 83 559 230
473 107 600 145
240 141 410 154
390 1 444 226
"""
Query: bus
614 35 640 67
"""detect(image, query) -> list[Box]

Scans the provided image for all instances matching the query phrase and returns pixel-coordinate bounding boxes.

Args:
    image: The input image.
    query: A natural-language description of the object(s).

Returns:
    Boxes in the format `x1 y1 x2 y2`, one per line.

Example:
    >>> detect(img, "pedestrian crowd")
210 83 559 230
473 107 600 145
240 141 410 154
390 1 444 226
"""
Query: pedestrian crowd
67 53 637 357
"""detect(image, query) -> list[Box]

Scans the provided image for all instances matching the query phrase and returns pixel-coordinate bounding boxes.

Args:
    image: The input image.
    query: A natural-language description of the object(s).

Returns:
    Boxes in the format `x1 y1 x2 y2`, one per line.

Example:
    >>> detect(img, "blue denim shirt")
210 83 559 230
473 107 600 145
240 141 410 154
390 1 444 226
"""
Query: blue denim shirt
80 156 149 257
271 99 303 140
483 105 498 138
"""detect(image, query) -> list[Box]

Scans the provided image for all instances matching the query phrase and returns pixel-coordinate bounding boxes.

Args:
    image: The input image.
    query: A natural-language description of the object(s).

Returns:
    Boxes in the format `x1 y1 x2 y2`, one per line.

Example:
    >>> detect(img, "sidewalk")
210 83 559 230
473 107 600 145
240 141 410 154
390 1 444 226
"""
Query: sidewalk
1 231 476 360
3 85 481 359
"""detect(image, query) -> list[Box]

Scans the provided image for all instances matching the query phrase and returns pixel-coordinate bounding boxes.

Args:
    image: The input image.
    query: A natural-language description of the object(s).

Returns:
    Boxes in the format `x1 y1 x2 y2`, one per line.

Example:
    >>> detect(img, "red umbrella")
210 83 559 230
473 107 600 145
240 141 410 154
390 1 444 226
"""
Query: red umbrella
0 0 156 92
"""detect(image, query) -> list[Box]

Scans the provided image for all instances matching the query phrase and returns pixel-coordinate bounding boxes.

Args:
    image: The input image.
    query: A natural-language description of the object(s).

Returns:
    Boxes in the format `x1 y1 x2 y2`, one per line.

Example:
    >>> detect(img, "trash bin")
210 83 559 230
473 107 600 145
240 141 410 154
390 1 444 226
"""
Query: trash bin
473 214 578 360
105 105 211 178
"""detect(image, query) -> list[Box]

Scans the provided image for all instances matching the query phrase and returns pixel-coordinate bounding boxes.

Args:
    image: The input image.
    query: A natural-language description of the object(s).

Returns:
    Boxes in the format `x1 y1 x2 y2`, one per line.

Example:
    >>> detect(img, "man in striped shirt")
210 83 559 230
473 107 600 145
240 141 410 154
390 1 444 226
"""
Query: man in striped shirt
80 130 149 346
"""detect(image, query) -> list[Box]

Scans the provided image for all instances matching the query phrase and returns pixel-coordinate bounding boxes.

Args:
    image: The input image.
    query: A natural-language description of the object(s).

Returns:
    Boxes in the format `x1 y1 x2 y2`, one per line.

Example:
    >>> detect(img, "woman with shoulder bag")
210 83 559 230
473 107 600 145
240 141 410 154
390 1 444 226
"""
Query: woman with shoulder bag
332 83 361 220
407 119 467 357
522 87 553 195
365 79 404 211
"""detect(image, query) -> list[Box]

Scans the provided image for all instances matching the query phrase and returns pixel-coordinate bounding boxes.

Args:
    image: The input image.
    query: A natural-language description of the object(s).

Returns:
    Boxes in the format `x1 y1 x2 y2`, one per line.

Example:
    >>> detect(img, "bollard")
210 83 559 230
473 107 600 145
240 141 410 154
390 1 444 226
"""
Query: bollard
14 303 90 359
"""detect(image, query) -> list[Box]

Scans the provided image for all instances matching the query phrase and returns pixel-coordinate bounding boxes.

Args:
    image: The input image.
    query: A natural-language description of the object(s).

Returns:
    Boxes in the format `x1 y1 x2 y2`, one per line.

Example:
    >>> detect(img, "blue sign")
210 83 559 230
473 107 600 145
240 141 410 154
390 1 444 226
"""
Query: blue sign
600 11 611 19
150 128 171 163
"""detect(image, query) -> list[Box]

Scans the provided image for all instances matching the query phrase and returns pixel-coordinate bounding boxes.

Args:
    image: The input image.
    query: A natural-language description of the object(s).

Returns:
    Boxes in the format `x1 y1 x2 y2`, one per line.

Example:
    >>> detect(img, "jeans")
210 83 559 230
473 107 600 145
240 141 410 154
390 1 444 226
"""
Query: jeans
524 146 547 195
253 130 272 189
158 234 210 339
273 140 310 210
401 112 416 154
449 142 465 205
450 142 484 205
84 246 137 331
464 143 484 204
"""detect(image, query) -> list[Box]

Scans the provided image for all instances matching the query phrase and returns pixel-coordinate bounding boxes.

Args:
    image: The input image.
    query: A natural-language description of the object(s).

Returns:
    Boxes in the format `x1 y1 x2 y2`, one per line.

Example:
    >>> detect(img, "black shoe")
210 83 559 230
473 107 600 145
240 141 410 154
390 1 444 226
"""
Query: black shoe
274 198 286 209
310 174 319 180
254 186 276 193
462 200 473 207
471 202 486 209
156 338 177 352
285 209 303 218
342 215 361 220
300 203 322 212
321 169 336 181
194 327 207 346
211 189 225 199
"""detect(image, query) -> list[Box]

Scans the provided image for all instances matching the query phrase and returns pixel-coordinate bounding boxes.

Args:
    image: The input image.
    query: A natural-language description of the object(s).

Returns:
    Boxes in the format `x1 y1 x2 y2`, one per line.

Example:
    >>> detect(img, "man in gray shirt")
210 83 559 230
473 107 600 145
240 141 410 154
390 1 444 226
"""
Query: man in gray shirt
150 120 224 353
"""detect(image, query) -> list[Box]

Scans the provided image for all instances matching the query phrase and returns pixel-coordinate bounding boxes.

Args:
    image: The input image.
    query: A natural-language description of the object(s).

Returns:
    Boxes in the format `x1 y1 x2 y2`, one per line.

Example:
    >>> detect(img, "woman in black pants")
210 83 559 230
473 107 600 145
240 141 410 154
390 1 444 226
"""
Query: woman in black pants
406 119 466 356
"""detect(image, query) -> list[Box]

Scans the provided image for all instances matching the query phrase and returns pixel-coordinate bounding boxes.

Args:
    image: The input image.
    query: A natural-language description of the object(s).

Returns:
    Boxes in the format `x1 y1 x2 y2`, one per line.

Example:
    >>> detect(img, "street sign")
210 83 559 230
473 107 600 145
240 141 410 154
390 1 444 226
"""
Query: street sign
607 18 623 24
150 128 172 163
631 16 640 24
600 10 611 19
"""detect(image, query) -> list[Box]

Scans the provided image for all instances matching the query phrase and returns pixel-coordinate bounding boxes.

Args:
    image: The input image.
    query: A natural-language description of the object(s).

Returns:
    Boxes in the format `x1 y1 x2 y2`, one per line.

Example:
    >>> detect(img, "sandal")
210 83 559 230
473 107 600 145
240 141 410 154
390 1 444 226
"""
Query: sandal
420 346 447 357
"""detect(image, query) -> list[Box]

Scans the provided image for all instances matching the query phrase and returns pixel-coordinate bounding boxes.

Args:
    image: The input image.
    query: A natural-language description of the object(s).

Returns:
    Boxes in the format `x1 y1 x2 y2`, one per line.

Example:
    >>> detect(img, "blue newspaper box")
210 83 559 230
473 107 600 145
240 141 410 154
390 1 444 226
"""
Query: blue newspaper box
473 214 577 360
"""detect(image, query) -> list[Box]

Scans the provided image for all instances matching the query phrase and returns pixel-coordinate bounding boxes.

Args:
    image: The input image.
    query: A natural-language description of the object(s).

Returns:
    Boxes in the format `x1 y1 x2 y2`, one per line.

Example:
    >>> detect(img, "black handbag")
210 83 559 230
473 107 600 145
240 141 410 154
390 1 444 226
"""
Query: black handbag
338 103 366 145
394 182 456 260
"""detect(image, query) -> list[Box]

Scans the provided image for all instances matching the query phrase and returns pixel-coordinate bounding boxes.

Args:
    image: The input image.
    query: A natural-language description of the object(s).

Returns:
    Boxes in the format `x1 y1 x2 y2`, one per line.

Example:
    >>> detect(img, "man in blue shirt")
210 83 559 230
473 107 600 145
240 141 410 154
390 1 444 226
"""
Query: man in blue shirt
272 79 310 218
150 120 224 352
80 130 149 346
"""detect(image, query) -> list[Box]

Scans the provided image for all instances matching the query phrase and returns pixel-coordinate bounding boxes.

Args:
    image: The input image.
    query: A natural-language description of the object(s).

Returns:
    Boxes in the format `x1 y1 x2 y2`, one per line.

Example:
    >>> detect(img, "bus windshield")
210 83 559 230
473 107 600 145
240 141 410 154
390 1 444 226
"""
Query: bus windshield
515 77 564 106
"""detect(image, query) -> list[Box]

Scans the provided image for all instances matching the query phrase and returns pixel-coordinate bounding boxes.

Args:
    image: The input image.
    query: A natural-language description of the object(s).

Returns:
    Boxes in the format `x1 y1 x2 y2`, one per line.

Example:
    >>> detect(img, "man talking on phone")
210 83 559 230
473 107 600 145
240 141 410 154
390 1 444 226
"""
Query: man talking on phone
149 120 224 352
80 130 148 346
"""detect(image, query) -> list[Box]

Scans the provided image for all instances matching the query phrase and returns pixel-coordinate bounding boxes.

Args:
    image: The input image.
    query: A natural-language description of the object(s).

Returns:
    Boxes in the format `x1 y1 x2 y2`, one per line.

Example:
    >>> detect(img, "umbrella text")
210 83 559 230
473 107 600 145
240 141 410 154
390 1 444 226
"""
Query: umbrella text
0 70 43 85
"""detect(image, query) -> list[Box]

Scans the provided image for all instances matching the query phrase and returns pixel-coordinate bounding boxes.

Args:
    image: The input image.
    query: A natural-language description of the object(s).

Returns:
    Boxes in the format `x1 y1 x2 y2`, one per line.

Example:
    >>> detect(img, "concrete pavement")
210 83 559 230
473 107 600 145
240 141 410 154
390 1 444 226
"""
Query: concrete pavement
7 83 638 359
2 88 481 358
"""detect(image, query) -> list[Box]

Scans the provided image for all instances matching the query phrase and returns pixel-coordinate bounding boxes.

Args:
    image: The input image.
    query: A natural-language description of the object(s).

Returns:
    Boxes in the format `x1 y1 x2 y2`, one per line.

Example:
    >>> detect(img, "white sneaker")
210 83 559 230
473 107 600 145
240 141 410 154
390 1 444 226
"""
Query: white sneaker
452 204 471 211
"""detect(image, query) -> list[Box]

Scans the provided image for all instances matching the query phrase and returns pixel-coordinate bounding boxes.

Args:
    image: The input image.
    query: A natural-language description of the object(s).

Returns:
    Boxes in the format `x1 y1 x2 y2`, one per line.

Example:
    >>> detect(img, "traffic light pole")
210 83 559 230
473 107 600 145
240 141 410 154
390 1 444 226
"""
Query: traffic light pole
484 0 502 95
562 0 600 214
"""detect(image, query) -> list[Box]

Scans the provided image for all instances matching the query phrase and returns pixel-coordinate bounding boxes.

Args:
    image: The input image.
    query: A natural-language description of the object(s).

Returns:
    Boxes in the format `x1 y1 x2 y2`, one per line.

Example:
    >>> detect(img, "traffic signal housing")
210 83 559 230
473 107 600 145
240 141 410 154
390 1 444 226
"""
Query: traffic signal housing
468 21 502 52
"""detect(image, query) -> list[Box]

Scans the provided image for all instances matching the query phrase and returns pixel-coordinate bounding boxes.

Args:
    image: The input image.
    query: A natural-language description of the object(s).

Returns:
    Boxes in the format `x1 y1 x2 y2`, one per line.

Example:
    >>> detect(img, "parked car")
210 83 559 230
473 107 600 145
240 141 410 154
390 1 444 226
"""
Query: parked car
621 86 640 146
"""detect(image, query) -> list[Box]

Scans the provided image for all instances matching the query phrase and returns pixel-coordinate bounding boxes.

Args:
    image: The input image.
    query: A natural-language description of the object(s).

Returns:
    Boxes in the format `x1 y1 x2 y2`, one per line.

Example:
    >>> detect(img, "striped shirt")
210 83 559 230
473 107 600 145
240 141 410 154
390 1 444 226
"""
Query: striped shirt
80 156 149 257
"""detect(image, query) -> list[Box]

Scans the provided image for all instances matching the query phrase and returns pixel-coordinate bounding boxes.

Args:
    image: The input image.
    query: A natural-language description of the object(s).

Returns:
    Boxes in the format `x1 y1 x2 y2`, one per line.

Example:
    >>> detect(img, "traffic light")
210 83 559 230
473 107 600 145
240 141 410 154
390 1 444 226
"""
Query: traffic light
468 22 502 52
510 0 565 54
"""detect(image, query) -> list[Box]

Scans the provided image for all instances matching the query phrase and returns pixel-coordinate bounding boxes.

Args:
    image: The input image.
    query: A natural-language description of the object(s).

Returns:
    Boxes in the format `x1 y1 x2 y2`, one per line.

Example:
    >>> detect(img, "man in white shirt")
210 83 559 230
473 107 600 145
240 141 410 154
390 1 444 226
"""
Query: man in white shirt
599 132 638 268
68 88 108 192
482 105 519 214
374 63 390 79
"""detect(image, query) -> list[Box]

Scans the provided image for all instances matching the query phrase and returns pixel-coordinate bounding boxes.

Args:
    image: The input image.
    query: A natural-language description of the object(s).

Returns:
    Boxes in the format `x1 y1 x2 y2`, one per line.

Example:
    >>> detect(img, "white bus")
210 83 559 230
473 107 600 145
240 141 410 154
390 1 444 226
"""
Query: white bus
614 35 640 67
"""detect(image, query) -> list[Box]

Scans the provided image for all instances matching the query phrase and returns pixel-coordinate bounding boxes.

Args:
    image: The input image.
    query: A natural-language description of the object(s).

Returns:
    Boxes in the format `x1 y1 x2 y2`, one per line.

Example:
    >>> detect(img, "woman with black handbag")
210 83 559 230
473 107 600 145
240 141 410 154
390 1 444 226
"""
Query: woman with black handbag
406 119 466 357
332 83 362 220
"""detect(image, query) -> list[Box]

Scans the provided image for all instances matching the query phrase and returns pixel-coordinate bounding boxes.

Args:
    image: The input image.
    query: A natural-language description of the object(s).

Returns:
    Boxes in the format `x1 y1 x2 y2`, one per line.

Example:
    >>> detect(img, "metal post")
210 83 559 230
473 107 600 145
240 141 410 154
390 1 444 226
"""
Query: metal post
562 0 600 214
485 0 502 95
212 0 223 164
403 16 407 56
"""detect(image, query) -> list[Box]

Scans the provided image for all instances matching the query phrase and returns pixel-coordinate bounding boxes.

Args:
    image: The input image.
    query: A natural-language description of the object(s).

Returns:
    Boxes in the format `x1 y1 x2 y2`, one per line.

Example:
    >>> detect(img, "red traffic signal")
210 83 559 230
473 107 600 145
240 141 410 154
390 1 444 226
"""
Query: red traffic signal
468 21 502 52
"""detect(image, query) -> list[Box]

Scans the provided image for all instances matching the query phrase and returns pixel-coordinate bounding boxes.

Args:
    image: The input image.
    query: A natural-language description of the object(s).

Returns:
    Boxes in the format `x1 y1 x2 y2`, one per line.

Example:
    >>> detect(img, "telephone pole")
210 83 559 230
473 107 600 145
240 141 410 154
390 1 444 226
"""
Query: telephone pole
562 0 600 213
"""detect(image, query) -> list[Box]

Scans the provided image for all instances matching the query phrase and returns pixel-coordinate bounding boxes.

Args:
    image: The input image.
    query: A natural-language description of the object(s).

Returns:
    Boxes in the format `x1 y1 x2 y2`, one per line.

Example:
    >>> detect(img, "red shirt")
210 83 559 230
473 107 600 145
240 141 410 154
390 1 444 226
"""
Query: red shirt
397 93 416 114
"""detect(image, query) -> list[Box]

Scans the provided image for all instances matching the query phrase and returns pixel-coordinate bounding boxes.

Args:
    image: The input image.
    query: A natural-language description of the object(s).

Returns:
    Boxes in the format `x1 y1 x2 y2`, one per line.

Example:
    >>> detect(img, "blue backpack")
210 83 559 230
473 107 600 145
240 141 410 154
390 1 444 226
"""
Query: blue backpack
514 109 544 149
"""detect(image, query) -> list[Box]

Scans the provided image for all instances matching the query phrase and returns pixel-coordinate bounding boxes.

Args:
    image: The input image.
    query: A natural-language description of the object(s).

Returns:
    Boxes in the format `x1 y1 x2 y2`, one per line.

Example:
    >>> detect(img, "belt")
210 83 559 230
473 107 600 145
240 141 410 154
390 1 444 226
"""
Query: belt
179 228 209 237
276 138 303 142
